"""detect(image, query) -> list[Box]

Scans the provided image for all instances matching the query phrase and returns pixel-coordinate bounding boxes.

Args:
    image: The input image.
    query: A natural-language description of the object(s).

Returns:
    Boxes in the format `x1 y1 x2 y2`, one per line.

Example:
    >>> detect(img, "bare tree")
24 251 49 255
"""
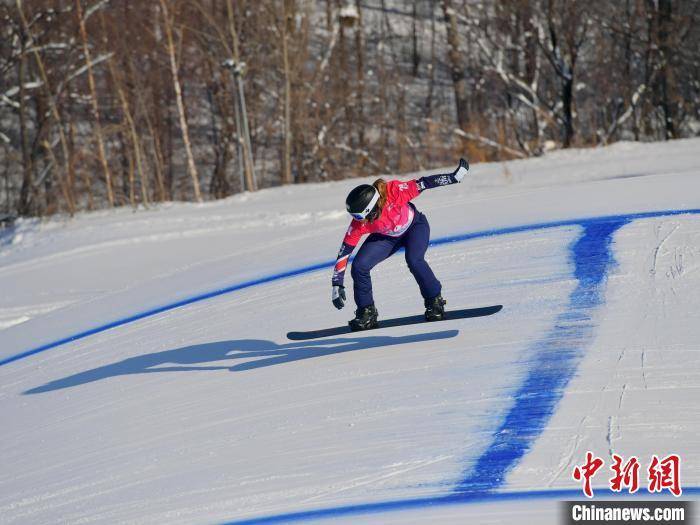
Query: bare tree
1 0 699 217
537 0 591 147
159 0 202 202
442 0 470 131
75 0 114 206
16 0 75 214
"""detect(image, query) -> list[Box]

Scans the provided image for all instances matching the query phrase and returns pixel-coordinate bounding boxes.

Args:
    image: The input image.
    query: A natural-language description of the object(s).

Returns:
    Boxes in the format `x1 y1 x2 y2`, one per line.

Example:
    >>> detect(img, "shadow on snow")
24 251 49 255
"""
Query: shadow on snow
24 329 459 394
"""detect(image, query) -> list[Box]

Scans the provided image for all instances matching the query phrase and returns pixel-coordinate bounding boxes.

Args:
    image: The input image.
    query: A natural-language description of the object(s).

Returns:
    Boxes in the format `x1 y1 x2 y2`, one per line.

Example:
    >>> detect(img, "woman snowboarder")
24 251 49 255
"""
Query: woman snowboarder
331 158 469 330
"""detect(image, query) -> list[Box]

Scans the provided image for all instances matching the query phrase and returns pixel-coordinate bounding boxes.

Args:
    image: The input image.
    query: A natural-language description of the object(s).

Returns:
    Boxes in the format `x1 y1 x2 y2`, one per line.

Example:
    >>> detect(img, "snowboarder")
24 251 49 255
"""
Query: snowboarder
331 158 469 331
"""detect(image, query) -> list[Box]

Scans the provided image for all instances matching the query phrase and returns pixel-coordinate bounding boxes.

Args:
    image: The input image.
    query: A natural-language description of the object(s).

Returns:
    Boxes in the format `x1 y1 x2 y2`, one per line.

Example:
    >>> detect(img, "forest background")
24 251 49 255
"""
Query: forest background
1 0 698 217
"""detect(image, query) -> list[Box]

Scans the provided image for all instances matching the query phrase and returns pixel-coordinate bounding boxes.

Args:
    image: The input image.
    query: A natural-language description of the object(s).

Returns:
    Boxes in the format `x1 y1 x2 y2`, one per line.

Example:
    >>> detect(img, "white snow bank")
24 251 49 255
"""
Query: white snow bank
0 138 699 524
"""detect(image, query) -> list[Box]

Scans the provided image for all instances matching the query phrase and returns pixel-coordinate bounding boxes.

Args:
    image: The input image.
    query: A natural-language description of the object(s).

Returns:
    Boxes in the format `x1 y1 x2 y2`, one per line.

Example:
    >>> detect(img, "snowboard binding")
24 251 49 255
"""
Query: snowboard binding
349 304 379 331
424 295 447 321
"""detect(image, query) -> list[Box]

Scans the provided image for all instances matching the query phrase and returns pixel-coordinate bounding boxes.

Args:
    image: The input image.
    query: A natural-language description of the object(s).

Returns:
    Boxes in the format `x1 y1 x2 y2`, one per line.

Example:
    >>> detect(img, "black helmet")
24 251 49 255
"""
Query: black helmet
346 184 380 221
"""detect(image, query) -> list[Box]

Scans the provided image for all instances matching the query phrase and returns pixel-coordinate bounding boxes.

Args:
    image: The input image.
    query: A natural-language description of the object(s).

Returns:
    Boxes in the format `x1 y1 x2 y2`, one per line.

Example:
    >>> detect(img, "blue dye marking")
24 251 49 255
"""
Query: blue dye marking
0 261 331 367
218 212 700 524
222 487 700 524
430 208 700 248
454 219 627 494
3 208 700 523
1 208 698 368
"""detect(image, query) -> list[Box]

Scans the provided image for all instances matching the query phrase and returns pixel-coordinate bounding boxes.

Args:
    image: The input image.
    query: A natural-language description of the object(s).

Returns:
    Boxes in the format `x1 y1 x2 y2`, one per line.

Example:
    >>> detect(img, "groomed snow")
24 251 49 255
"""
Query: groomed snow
0 139 699 524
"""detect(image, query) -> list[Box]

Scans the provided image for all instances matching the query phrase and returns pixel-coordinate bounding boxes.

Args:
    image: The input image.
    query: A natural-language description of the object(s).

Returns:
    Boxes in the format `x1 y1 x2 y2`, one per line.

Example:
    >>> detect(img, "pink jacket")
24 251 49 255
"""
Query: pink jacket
332 180 421 284
342 180 421 246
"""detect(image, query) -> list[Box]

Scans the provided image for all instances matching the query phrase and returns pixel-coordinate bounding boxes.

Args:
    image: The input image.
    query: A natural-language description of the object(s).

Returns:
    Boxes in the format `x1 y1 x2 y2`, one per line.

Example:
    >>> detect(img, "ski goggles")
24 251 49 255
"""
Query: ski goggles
347 188 380 221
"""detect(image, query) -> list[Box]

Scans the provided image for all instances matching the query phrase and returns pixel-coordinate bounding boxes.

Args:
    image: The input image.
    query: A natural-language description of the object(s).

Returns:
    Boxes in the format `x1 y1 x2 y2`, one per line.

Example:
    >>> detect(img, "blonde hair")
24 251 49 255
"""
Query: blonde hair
373 178 388 210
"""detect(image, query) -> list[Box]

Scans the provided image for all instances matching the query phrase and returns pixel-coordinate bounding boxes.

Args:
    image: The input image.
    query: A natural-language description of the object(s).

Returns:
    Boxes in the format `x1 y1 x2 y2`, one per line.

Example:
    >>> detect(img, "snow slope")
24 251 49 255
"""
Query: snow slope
0 139 699 524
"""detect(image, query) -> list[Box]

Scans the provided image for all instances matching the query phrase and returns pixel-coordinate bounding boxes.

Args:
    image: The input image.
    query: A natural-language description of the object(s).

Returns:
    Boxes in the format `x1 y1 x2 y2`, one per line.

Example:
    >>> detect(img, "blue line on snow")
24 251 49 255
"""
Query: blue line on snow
454 218 627 493
0 261 330 367
221 213 700 524
1 208 698 368
4 208 700 523
222 487 700 525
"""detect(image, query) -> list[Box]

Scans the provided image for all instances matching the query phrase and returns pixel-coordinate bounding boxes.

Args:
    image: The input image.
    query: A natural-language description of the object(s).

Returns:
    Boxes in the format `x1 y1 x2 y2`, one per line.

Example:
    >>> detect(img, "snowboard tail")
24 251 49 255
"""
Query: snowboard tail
287 305 503 341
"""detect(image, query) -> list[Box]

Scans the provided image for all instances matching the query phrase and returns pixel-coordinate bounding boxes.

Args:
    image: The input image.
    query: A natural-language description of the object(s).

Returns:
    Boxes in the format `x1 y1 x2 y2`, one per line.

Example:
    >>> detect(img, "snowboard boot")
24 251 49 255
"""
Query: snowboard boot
424 295 447 321
349 304 379 331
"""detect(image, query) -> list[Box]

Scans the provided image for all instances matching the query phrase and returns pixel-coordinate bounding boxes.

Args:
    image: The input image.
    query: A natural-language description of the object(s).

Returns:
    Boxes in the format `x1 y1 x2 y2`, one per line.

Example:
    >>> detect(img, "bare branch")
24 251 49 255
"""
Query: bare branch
453 129 527 158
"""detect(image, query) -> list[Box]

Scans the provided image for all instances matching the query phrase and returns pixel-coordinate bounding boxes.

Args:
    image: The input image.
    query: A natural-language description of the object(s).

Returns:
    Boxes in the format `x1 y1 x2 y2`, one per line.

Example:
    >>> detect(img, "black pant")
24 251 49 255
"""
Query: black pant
350 212 442 308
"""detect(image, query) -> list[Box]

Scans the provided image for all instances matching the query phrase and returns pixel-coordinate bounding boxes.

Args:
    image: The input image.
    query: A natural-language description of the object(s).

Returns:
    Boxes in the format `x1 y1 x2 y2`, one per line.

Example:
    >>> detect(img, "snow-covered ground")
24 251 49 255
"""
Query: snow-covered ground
1 139 699 524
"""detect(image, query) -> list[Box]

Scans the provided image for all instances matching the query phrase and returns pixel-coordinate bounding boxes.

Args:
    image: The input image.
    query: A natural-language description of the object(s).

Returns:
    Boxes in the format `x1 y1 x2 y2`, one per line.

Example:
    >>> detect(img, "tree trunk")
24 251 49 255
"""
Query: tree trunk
411 0 420 77
17 45 33 215
141 98 167 202
354 0 366 149
657 0 676 139
425 3 436 118
160 0 202 202
115 80 149 206
441 0 469 130
17 0 75 215
281 0 293 185
562 76 574 147
75 0 114 207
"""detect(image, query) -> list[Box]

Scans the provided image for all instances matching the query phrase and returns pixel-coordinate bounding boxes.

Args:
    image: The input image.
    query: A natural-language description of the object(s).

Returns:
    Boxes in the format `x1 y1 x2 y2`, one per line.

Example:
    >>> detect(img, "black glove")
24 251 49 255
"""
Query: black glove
332 285 346 309
453 158 469 182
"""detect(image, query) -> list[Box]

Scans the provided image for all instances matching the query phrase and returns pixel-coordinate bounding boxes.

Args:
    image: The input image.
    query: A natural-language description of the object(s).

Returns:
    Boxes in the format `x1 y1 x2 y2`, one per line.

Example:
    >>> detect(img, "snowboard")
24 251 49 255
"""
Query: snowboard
287 305 503 341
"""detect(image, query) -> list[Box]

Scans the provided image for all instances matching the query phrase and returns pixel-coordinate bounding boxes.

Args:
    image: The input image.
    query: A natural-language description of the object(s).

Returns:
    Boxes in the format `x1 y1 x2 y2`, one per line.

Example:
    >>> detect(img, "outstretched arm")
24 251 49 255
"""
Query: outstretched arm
416 158 469 191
